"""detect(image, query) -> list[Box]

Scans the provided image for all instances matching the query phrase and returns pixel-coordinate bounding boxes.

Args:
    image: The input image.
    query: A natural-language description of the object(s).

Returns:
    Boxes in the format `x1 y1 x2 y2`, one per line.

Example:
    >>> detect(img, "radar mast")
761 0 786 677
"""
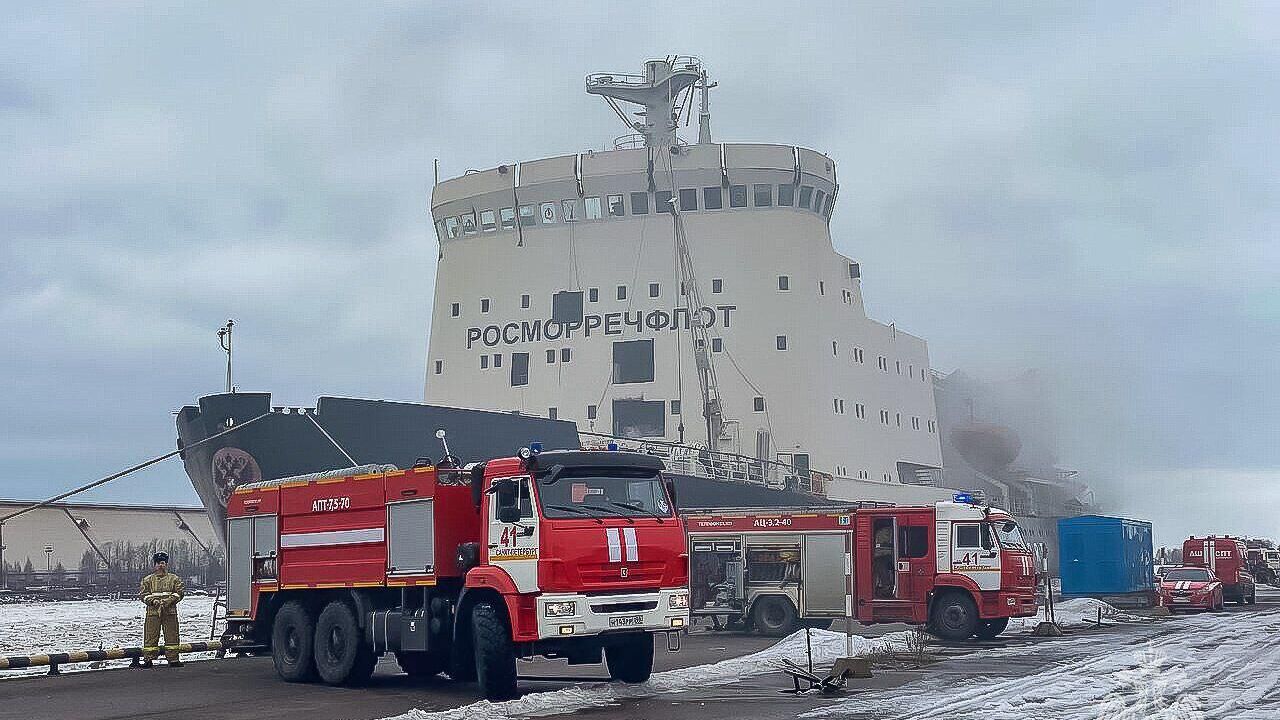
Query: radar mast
586 56 712 148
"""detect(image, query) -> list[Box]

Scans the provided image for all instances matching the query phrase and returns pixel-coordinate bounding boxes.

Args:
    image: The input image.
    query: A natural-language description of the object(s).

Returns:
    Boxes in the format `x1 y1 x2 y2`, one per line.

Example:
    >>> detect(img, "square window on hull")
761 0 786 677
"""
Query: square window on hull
612 399 665 438
613 339 655 384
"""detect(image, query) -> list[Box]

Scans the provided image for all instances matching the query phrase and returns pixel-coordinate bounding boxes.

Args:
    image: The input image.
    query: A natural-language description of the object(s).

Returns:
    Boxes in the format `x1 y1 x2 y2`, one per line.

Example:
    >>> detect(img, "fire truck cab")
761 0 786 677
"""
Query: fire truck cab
224 446 689 700
685 496 1038 641
1184 535 1256 605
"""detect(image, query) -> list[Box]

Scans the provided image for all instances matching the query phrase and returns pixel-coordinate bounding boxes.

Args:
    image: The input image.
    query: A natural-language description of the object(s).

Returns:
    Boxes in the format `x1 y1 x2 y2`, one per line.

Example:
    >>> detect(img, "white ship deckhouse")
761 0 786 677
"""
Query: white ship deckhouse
424 58 943 502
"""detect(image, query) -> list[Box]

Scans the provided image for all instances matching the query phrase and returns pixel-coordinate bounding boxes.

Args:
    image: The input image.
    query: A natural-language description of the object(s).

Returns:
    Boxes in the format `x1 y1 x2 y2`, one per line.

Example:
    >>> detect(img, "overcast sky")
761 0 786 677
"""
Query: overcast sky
2 2 1276 544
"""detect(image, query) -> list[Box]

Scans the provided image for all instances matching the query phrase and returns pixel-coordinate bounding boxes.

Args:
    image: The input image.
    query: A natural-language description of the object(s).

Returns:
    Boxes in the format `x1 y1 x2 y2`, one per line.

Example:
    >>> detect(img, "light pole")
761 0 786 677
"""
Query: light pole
44 544 53 581
217 319 235 393
0 521 6 590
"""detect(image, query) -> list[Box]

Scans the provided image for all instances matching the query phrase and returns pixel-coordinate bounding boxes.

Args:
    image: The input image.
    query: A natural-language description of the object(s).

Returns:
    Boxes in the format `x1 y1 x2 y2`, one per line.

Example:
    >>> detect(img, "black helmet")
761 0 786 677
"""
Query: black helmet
153 552 170 564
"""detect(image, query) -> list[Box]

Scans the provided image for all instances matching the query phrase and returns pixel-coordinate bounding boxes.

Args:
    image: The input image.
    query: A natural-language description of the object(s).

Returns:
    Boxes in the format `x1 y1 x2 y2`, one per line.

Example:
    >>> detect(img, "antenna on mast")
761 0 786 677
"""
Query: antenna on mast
217 320 235 393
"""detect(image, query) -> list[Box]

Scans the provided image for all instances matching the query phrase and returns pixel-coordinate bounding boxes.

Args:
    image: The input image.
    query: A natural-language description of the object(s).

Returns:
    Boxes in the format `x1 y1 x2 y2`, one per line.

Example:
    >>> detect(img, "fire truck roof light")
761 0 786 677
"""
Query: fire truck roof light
530 441 543 455
607 441 619 451
953 492 976 505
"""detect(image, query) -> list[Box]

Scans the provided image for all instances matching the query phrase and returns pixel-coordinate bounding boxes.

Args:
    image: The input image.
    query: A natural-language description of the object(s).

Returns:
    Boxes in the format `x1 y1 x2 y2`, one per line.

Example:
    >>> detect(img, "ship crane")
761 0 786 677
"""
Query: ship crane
586 57 730 453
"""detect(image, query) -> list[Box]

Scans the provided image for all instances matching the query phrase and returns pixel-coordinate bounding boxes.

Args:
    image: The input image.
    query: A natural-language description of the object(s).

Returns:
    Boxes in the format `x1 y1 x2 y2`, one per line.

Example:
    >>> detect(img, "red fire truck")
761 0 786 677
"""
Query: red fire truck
1183 535 1257 605
685 495 1038 641
223 444 689 699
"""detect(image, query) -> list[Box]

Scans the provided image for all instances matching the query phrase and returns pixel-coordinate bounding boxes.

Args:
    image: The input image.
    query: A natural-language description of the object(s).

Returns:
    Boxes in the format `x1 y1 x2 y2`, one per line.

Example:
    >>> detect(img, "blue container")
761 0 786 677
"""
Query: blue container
1057 515 1154 596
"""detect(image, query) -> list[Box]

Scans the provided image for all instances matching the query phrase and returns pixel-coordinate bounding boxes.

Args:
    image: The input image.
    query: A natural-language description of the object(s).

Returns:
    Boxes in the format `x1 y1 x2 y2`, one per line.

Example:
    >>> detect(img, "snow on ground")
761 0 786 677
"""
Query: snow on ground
385 628 920 720
1008 597 1150 632
805 602 1280 720
0 596 224 678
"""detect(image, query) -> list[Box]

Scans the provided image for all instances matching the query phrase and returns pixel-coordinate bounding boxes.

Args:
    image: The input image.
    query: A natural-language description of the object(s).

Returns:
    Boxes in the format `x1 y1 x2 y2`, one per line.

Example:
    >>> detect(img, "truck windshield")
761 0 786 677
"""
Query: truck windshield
1164 568 1212 582
536 467 673 519
991 521 1027 549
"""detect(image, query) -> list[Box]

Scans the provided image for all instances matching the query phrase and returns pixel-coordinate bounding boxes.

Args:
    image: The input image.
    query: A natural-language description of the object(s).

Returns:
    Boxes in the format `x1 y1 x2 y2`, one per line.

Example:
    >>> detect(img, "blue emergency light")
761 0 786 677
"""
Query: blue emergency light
953 492 977 505
529 441 543 455
607 441 619 451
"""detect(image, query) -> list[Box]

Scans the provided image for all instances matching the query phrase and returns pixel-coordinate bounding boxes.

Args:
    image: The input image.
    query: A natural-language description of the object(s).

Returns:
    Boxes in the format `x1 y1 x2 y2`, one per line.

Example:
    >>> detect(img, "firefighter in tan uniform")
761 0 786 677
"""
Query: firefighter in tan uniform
140 552 185 667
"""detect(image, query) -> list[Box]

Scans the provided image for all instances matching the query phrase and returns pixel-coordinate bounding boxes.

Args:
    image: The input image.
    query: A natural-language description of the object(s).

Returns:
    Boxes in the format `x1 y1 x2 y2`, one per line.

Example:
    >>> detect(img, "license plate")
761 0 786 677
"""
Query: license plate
608 614 644 628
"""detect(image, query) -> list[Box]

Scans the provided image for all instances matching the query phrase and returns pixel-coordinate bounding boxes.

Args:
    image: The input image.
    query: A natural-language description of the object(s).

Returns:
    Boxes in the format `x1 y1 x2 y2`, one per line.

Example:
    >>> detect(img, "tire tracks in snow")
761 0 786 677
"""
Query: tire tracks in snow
805 604 1280 720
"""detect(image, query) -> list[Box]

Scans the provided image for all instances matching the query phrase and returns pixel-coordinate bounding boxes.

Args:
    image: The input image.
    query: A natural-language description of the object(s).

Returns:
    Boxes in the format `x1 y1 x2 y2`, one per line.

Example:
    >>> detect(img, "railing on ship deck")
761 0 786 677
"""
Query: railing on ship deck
577 432 831 498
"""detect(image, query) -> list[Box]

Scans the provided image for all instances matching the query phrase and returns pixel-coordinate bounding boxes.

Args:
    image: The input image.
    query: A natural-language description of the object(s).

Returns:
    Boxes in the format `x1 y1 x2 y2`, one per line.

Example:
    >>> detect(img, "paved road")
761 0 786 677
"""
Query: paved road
5 595 1277 720
0 630 786 720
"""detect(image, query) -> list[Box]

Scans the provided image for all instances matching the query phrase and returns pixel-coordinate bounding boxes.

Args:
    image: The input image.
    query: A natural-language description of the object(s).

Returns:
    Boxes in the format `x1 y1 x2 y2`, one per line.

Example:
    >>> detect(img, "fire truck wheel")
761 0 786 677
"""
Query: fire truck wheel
271 600 317 682
396 651 444 681
314 600 375 686
750 595 800 637
605 633 654 683
472 601 518 700
973 617 1008 640
928 592 979 642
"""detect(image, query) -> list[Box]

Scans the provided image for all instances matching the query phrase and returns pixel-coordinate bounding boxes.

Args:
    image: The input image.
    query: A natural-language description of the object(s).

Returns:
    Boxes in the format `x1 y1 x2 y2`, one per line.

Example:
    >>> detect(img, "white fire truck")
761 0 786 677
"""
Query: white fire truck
685 495 1039 641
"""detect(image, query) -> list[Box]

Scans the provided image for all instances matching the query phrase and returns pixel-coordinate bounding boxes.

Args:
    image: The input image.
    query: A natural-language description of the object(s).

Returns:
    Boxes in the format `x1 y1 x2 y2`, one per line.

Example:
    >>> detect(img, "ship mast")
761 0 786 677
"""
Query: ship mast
586 57 706 148
587 57 727 452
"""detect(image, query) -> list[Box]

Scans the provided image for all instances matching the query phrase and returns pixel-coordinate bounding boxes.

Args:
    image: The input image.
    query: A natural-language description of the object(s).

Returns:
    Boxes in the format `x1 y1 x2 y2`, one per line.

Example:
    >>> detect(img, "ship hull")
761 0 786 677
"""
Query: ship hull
176 392 834 546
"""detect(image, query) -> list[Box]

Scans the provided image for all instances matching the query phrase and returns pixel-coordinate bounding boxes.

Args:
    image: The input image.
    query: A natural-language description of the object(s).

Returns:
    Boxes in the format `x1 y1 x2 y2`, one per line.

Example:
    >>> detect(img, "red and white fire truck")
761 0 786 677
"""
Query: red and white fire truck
1183 535 1257 605
685 495 1039 641
223 444 689 700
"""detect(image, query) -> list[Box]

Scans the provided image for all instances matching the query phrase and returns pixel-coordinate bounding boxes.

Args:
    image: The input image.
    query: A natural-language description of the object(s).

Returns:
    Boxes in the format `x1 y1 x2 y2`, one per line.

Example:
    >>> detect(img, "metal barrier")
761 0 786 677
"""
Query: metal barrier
0 640 223 675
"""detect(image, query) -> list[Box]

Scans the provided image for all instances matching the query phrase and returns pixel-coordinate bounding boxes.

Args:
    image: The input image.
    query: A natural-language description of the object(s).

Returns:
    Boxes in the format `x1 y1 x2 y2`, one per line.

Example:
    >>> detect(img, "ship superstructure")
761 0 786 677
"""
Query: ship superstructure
424 57 943 501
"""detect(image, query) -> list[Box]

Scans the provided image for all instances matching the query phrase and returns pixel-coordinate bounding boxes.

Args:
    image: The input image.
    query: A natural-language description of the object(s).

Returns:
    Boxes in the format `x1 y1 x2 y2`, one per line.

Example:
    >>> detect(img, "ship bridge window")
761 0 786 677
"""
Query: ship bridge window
444 217 460 239
493 353 502 368
612 339 655 384
678 188 698 211
776 335 788 350
561 348 571 363
511 352 529 386
753 184 773 207
778 275 790 291
670 399 681 415
655 190 674 214
703 186 723 210
712 337 723 352
712 278 723 293
546 349 556 364
480 210 497 232
630 192 649 215
649 282 660 298
608 194 625 217
588 287 599 302
481 298 491 313
612 399 665 438
729 184 748 208
617 285 627 301
500 207 516 229
812 189 826 214
798 185 814 209
753 396 765 412
587 404 597 420
548 407 557 420
521 294 530 309
561 199 581 222
518 205 536 227
450 303 460 317
585 197 602 220
434 360 443 375
461 211 478 235
539 202 558 224
480 355 489 369
777 183 795 206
